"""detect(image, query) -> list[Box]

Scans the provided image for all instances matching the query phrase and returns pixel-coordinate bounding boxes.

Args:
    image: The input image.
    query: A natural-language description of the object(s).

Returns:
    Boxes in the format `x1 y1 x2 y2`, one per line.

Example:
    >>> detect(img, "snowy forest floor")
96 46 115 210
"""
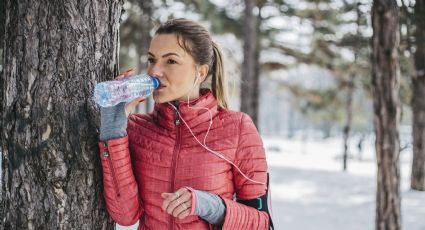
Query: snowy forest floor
118 135 425 230
265 136 425 230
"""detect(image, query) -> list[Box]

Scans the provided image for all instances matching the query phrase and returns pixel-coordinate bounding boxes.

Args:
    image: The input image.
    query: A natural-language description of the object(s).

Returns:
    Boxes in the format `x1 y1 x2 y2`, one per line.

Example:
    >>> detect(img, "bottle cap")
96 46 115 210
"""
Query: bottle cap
151 77 160 89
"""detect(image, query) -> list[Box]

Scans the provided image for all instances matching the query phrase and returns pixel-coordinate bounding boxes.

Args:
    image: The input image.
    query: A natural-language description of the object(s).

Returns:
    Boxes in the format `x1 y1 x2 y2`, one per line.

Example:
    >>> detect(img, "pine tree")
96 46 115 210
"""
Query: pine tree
371 0 402 229
240 0 260 125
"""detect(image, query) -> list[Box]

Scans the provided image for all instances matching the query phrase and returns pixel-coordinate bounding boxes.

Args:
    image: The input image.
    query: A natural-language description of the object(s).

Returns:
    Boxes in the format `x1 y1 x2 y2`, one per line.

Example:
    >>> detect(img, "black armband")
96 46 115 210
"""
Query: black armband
237 173 274 230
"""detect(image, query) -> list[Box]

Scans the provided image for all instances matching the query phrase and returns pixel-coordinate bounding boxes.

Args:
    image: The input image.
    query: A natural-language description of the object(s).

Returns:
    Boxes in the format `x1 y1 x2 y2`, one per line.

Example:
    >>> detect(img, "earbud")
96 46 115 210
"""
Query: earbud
194 73 201 85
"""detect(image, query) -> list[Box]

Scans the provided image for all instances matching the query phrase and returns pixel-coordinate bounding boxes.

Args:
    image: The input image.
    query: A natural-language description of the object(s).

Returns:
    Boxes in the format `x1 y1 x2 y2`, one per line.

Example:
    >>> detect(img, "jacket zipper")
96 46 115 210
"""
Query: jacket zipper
103 142 120 197
170 103 181 230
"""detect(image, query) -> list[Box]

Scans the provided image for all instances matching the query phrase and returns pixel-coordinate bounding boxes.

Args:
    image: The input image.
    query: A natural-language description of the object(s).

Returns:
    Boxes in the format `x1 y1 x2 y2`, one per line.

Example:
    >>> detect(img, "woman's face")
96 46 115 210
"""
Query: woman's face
147 34 203 104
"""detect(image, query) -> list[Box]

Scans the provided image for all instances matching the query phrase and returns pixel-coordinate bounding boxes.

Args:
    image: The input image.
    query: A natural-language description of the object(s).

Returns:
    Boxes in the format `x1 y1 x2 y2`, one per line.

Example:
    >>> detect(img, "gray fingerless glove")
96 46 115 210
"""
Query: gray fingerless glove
99 102 128 141
193 189 226 226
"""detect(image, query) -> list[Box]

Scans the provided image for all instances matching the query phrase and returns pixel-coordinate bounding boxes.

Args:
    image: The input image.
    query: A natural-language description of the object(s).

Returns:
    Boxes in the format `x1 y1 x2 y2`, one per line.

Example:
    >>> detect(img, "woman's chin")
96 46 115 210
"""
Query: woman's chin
153 95 171 104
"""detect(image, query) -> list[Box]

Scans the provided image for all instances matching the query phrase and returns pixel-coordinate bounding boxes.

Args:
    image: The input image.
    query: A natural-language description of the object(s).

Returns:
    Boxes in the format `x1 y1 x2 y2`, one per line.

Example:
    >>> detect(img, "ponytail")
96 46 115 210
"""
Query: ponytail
211 42 229 110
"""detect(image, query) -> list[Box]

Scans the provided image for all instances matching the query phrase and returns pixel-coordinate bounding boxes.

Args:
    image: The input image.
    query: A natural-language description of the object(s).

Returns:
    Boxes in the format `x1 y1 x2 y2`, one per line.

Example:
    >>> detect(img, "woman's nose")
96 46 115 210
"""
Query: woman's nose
147 64 163 78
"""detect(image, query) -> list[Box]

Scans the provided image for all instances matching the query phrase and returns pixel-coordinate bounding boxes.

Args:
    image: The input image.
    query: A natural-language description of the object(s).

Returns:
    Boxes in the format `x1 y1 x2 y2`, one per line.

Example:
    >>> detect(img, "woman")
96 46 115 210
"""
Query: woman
99 18 273 230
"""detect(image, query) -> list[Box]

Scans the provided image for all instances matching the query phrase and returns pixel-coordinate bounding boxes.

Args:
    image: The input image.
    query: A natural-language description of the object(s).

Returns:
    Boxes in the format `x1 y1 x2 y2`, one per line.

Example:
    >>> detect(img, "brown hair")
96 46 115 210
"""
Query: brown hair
155 18 229 109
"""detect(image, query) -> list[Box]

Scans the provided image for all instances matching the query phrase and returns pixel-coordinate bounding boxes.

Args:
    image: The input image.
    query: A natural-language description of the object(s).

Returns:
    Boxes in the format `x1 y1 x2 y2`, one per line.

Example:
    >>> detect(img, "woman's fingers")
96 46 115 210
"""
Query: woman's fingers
161 188 192 218
161 192 176 211
177 210 190 219
129 96 145 105
117 69 142 116
123 69 135 77
169 193 191 217
124 96 145 116
114 74 124 80
176 201 191 219
160 193 172 210
110 68 142 117
162 190 186 213
114 68 135 80
161 193 172 199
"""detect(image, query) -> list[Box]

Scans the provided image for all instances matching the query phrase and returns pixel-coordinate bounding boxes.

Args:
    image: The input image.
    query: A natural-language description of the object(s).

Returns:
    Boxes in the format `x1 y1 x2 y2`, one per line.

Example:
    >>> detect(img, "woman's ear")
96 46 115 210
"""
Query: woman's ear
198 64 209 82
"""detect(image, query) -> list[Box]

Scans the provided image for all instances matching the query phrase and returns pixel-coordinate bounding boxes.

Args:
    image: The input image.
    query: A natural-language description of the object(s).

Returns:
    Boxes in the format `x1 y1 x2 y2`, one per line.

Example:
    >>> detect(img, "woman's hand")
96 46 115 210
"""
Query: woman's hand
161 187 192 219
114 68 146 116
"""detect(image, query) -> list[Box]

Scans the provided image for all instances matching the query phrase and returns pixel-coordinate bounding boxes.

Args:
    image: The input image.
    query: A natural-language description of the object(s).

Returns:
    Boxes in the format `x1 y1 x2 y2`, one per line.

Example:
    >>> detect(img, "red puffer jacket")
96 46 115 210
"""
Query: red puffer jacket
98 89 270 229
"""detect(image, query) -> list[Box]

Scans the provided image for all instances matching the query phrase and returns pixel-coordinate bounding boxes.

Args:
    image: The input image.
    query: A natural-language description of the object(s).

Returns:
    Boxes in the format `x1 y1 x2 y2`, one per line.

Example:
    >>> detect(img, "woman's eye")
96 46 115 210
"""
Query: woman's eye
147 58 155 64
167 59 177 64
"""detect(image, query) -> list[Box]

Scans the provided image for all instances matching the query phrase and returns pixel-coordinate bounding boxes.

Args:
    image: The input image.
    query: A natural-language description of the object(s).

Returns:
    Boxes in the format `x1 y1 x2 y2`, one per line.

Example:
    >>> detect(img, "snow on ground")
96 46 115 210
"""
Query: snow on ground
117 135 425 230
265 135 425 230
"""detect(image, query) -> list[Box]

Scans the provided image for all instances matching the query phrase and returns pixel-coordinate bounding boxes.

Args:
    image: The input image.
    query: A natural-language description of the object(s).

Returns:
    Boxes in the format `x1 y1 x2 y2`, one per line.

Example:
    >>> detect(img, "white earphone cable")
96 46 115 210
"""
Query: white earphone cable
166 73 265 185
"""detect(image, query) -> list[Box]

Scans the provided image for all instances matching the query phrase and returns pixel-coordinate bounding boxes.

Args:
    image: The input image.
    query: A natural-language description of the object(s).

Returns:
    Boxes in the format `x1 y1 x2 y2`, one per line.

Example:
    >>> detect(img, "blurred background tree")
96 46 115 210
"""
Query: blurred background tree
411 0 425 191
371 0 401 228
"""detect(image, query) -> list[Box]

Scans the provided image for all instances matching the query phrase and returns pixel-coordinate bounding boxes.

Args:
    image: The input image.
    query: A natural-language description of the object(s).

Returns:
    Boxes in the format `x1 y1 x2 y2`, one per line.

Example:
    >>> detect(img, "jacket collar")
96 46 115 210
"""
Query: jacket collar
153 89 219 130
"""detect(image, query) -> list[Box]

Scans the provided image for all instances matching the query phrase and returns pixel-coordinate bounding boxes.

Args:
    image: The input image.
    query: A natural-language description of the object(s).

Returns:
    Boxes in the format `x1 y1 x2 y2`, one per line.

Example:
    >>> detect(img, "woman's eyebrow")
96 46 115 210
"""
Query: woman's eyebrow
162 52 180 58
148 52 181 58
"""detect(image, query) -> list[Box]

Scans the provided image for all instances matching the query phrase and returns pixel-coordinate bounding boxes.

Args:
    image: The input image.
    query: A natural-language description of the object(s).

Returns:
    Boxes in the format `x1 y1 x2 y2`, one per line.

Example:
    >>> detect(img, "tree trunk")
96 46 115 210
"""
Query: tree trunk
371 0 402 229
240 0 259 125
342 2 362 171
0 0 4 198
0 0 4 137
411 0 425 191
0 0 4 46
343 74 354 171
0 0 123 229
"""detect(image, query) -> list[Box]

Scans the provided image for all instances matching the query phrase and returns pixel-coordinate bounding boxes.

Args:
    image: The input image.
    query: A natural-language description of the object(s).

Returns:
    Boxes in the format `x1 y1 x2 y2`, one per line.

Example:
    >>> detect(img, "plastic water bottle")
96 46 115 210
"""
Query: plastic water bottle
94 74 160 107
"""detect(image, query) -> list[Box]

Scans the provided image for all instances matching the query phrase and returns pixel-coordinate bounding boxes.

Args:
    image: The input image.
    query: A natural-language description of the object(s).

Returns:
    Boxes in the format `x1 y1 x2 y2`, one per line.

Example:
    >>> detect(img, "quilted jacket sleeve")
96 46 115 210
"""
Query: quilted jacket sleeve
220 113 270 230
98 136 144 226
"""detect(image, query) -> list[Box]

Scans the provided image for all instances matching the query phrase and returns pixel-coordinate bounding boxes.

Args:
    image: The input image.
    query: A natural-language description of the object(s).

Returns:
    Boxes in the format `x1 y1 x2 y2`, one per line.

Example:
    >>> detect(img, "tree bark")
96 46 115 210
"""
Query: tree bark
411 0 425 191
371 0 402 229
0 0 123 229
0 0 5 46
240 0 259 125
